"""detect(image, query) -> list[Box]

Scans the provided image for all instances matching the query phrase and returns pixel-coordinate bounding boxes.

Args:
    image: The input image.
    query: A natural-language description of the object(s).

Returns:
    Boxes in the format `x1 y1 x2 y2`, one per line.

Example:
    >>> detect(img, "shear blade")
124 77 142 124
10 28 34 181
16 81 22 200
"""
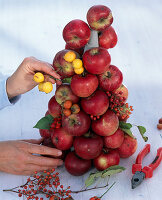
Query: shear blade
131 171 145 189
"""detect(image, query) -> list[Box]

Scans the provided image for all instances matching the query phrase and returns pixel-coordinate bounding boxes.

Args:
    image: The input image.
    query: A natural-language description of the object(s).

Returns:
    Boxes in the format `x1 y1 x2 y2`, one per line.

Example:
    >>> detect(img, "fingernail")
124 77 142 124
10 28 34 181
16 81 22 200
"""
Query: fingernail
57 82 62 85
57 151 62 156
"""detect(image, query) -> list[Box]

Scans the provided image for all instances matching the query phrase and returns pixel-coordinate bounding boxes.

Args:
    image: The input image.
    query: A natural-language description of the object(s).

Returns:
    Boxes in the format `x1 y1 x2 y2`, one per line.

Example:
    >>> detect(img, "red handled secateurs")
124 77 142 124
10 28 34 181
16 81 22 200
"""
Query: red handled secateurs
131 144 162 189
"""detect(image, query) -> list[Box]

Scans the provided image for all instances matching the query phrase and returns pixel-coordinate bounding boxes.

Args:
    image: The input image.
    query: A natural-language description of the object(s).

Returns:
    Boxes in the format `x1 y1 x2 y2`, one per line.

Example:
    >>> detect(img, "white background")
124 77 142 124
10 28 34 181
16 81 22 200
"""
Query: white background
0 0 162 200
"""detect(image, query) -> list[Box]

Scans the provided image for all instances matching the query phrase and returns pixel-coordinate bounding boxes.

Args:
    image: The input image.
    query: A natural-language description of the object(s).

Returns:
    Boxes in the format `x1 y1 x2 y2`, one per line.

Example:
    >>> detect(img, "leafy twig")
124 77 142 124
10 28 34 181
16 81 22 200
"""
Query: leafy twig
119 121 148 142
70 182 109 194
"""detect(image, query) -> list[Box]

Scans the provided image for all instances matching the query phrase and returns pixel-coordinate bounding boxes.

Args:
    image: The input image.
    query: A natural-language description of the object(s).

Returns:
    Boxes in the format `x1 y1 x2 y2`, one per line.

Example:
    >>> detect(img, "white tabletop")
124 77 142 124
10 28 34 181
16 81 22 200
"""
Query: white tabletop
0 0 162 200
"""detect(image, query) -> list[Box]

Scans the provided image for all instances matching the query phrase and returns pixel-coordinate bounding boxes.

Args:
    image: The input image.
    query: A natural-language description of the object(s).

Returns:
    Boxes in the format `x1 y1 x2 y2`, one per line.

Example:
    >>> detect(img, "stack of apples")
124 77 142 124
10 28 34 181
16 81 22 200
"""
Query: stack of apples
39 5 137 176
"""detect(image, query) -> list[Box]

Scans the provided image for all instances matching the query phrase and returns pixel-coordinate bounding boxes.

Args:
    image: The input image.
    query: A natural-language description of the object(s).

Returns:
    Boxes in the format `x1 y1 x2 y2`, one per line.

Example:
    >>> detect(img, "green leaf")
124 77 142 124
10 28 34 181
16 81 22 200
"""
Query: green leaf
33 114 54 130
62 77 72 84
85 173 96 187
85 166 125 187
46 114 54 123
137 126 148 142
119 121 132 129
101 165 125 178
85 171 103 187
121 128 135 138
94 171 103 178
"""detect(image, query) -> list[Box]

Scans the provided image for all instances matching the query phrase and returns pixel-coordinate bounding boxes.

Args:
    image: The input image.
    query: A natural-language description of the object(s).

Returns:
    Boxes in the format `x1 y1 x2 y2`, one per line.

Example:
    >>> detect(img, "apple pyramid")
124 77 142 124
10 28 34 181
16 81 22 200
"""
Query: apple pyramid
35 5 146 176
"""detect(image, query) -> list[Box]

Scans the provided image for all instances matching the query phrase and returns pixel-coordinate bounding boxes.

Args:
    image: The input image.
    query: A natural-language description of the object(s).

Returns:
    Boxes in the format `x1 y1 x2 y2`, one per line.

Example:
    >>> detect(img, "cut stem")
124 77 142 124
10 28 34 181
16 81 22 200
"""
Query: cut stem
99 182 116 198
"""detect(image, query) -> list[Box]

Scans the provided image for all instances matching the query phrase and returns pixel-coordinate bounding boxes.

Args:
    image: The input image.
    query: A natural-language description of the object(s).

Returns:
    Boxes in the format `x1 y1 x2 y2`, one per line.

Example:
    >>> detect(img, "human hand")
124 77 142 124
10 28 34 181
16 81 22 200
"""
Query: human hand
6 57 61 99
0 138 63 175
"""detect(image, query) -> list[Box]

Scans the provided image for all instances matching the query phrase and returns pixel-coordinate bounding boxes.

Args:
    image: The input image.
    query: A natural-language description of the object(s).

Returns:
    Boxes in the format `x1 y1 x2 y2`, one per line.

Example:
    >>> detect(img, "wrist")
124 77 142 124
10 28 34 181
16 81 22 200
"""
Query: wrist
6 77 19 99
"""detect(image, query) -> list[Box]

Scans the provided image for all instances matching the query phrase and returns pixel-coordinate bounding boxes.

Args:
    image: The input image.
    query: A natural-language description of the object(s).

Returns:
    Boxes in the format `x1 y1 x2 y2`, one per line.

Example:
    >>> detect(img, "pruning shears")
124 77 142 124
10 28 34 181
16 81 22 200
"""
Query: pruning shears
131 144 162 189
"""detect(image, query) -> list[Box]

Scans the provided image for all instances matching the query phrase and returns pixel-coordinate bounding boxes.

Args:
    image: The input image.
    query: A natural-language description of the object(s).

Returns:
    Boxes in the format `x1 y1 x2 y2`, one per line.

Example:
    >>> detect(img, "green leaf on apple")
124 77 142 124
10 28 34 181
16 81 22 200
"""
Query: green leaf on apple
137 126 148 142
33 114 54 130
119 121 132 129
121 128 135 138
101 165 126 178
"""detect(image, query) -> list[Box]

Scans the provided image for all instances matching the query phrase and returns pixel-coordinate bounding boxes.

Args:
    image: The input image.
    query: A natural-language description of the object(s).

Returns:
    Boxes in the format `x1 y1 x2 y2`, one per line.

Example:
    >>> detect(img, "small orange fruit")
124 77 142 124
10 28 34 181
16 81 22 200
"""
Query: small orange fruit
33 72 44 83
71 104 80 114
74 66 84 74
42 82 53 94
72 59 83 69
63 109 72 117
64 51 76 62
38 82 44 92
63 100 72 109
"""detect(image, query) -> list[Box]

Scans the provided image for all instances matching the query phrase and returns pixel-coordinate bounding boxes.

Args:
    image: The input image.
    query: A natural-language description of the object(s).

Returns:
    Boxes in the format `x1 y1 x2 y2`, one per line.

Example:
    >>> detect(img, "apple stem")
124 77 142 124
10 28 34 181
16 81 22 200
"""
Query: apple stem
106 71 112 78
84 131 91 137
102 148 109 154
99 182 116 198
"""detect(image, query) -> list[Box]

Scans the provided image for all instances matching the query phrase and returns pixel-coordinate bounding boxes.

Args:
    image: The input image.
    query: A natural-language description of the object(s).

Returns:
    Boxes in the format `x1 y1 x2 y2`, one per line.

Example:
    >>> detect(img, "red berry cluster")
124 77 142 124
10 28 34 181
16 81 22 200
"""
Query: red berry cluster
16 169 71 200
90 115 100 120
106 91 133 120
89 196 101 200
50 115 62 129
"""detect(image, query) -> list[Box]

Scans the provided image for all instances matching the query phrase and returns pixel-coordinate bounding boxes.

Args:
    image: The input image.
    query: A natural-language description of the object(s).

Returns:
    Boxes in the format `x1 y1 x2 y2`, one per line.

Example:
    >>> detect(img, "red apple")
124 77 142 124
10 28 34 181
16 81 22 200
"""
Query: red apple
74 133 103 160
81 90 109 116
98 65 123 91
39 129 51 138
51 128 73 150
99 26 117 49
104 128 124 149
39 110 54 138
55 84 79 105
71 74 99 97
65 43 84 56
117 134 137 158
53 49 79 79
41 137 55 148
63 19 91 49
87 5 113 31
94 149 120 171
92 110 119 136
42 137 67 160
48 95 62 118
65 151 91 176
112 84 128 103
83 47 111 74
62 111 91 136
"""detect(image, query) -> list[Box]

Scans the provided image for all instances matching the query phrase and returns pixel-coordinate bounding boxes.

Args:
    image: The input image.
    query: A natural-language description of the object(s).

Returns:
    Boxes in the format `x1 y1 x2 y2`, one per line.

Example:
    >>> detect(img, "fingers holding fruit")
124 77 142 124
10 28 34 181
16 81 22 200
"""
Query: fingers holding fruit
29 57 61 80
33 72 45 83
33 72 54 94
